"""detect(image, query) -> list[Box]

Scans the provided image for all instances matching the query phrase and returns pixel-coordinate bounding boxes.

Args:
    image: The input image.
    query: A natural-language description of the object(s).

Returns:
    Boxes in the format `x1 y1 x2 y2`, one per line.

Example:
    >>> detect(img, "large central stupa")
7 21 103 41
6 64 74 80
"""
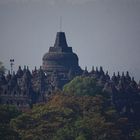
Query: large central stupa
42 32 82 75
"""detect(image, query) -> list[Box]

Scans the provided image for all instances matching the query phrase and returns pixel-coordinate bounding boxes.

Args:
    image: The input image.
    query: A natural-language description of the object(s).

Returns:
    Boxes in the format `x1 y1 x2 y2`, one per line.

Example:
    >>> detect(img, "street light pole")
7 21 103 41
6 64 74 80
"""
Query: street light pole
10 59 14 75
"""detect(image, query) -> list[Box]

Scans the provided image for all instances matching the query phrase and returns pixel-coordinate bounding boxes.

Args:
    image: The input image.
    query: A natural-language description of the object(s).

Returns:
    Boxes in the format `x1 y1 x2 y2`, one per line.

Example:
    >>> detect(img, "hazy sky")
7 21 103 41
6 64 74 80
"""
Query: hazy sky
0 0 140 81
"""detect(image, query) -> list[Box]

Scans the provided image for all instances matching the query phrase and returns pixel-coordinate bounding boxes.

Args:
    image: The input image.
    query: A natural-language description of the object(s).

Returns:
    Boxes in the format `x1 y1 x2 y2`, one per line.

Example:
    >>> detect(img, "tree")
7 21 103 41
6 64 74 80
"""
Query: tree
0 61 6 74
10 94 125 140
63 76 104 96
0 105 21 140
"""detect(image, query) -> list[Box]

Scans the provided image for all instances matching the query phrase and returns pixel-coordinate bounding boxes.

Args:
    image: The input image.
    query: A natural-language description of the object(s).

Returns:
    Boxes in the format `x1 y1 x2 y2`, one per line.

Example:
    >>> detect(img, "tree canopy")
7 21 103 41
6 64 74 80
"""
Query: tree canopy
0 105 21 140
10 94 129 140
63 76 104 96
0 61 6 74
0 76 140 140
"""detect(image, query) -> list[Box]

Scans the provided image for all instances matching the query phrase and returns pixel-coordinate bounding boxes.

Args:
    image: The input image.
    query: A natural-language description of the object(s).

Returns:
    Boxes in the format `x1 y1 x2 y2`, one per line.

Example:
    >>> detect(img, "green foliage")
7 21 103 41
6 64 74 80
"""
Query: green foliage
0 61 6 74
0 124 20 140
52 125 76 140
0 105 21 140
76 135 87 140
8 95 126 140
0 105 21 124
0 76 136 140
133 129 140 140
11 114 35 131
63 76 105 97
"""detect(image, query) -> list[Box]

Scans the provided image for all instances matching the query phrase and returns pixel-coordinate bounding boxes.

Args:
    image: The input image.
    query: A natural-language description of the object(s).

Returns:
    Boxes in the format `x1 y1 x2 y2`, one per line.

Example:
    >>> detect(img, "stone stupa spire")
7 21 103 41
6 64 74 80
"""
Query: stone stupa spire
54 32 68 48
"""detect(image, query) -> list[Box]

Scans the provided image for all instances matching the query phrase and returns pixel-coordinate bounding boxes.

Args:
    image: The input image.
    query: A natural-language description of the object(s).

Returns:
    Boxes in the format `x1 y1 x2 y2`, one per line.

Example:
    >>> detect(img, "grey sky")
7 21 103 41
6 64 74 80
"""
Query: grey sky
0 0 140 81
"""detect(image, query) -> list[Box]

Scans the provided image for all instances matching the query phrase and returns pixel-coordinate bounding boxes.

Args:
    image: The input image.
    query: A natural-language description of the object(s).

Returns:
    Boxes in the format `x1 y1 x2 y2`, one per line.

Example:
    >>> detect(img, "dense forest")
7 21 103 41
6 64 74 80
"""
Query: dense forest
0 76 140 140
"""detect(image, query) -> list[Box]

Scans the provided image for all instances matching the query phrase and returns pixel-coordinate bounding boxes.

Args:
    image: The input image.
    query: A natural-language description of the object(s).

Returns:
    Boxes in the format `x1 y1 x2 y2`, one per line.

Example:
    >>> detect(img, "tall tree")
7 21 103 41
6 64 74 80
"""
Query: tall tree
0 61 6 74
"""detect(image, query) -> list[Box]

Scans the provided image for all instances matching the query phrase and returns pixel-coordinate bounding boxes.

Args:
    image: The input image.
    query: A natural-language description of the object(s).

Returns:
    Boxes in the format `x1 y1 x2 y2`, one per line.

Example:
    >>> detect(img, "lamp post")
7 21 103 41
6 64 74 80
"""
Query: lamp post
10 59 14 75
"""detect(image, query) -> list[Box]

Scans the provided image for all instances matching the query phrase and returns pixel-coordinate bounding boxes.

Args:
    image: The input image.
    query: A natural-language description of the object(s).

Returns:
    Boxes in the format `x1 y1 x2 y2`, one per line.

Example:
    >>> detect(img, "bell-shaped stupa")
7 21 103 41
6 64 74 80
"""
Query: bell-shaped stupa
42 32 82 75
